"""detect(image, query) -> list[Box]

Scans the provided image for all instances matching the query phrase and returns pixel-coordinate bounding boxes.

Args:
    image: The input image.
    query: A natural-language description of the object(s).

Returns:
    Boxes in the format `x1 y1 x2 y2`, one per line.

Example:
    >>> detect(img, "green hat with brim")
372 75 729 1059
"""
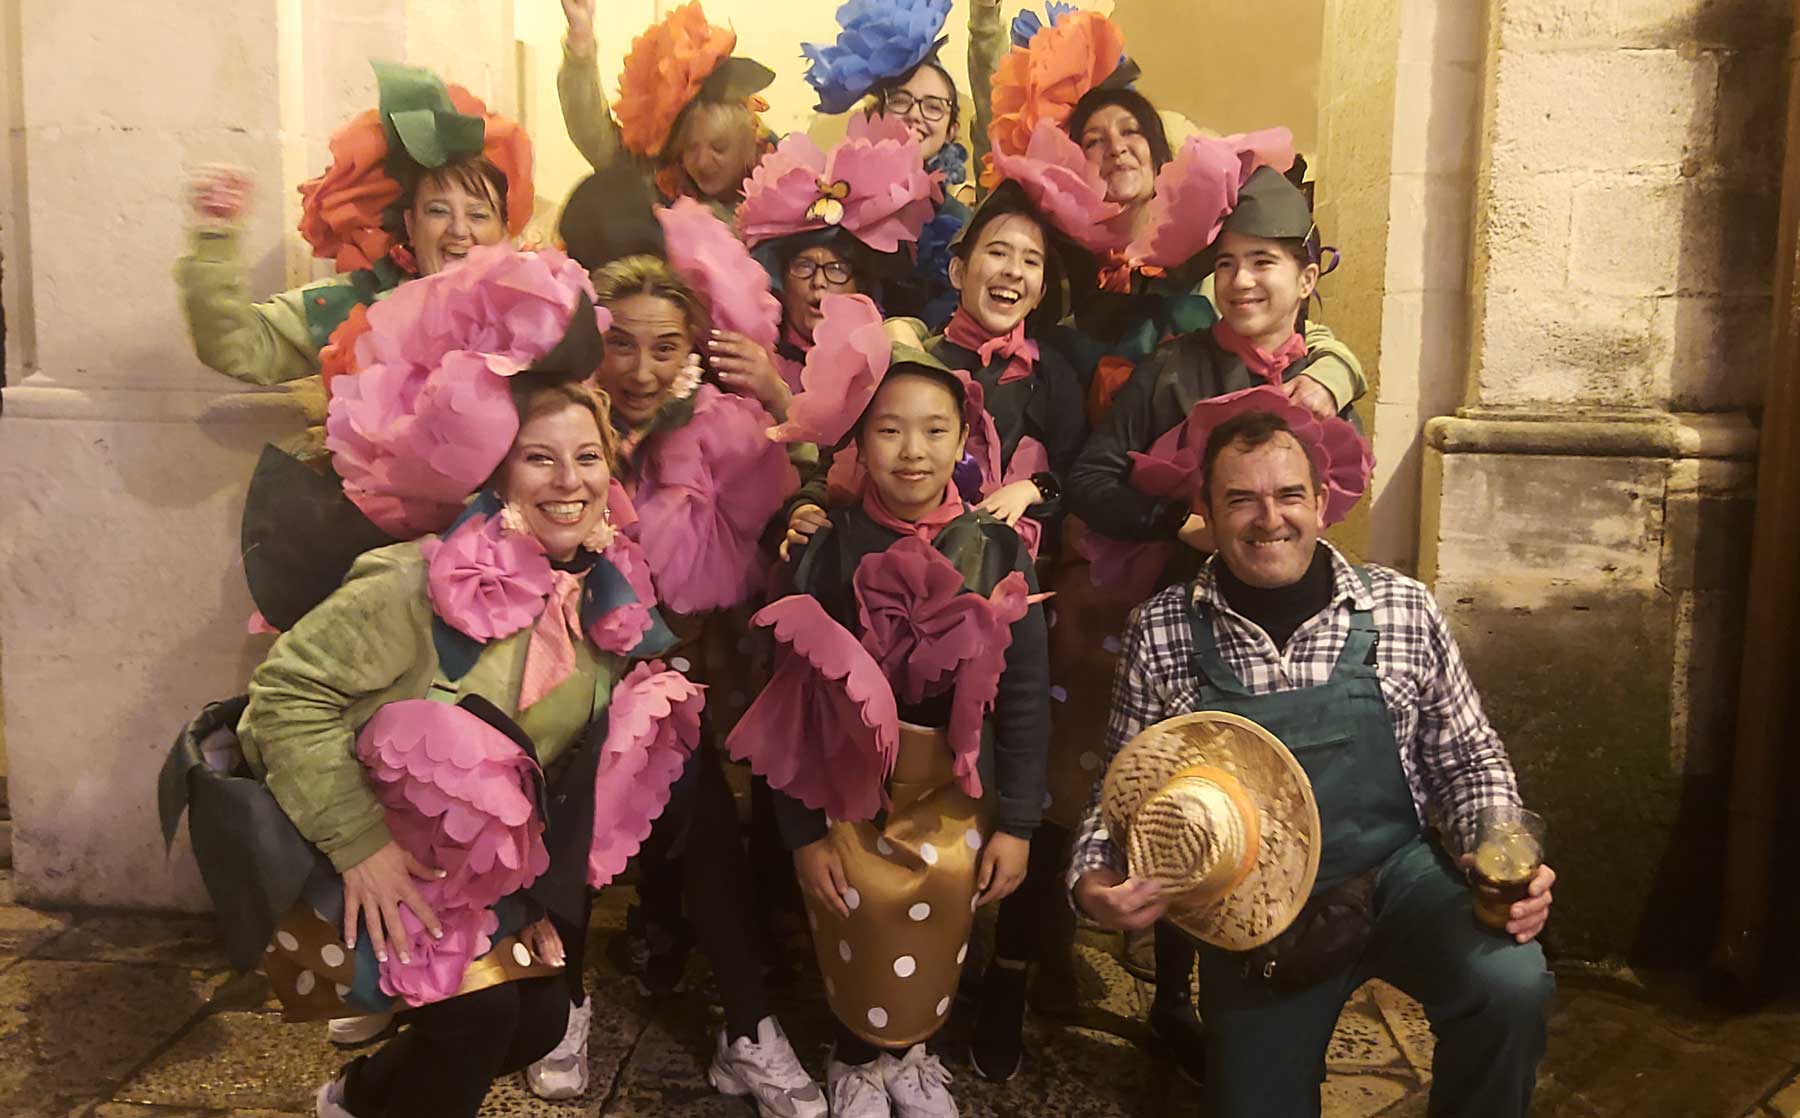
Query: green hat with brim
1188 166 1316 280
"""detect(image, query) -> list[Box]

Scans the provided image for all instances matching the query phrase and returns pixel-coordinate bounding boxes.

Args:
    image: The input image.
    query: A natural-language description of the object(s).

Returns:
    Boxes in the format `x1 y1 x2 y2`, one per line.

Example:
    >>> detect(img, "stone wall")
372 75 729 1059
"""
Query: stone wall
1418 0 1786 962
0 0 513 910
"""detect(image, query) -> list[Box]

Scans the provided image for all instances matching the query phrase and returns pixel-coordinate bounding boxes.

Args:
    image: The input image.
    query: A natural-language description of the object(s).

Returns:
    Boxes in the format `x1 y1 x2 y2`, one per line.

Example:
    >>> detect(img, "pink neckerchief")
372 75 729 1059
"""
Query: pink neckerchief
782 321 813 355
944 308 1040 385
518 569 587 711
1212 320 1309 386
860 484 968 544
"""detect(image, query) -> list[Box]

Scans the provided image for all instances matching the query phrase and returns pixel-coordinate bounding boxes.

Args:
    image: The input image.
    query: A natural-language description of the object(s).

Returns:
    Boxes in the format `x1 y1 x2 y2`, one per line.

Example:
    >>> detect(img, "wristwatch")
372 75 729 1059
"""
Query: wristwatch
1029 471 1060 504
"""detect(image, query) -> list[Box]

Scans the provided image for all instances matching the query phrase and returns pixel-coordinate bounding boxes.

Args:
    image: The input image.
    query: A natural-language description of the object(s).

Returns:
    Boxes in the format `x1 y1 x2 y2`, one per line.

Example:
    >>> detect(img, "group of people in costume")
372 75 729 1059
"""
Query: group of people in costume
160 3 1556 1118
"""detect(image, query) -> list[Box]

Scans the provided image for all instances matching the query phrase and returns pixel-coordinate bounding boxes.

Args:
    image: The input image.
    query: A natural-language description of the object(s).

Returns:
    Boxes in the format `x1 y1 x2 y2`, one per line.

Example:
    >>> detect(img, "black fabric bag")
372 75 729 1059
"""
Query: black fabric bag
1235 866 1378 992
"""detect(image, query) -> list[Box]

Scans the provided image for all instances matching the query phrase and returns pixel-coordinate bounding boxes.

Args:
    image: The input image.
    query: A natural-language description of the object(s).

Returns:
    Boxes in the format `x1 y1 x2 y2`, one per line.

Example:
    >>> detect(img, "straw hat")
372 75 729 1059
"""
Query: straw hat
1100 711 1320 950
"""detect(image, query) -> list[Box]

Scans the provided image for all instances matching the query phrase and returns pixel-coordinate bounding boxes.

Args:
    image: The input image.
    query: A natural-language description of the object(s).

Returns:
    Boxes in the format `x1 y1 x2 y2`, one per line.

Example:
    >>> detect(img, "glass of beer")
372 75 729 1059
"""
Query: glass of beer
1469 806 1545 932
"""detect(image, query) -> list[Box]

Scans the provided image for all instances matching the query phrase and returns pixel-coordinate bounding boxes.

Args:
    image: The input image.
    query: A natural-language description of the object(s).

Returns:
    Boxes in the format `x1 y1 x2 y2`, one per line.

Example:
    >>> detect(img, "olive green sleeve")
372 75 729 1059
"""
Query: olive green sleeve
967 0 1005 195
559 36 625 172
1301 320 1368 411
241 549 432 872
175 225 328 387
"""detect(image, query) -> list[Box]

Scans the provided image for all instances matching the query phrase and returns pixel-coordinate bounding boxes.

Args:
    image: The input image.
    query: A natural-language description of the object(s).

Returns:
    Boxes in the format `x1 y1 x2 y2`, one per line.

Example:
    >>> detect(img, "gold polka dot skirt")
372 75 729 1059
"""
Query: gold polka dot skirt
804 722 991 1049
261 902 560 1022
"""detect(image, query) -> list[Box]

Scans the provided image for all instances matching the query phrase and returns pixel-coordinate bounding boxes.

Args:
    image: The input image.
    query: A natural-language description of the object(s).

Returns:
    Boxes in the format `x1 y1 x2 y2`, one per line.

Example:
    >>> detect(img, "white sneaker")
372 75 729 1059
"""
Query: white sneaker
525 996 592 1100
315 1072 356 1118
326 1012 392 1046
706 1015 829 1118
881 1045 957 1118
826 1058 893 1118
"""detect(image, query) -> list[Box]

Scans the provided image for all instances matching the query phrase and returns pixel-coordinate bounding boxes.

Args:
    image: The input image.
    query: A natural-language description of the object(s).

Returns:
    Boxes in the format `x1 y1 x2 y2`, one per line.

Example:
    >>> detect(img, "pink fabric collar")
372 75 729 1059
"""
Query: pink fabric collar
1212 320 1308 386
860 485 968 543
944 308 1039 385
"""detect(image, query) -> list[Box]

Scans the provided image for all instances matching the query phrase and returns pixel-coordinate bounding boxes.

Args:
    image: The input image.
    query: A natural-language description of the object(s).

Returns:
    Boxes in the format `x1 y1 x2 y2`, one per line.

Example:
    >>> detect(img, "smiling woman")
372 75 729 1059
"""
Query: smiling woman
176 61 533 389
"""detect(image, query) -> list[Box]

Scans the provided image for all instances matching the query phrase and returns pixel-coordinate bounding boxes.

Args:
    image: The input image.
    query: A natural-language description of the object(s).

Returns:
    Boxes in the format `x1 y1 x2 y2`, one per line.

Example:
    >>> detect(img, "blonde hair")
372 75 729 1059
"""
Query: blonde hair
505 380 620 471
671 100 760 181
590 254 711 337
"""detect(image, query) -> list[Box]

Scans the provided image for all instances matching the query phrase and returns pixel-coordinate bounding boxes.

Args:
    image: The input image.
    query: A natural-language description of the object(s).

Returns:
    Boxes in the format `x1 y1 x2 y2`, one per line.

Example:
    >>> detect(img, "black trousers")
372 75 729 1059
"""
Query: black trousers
636 745 771 1039
343 975 570 1118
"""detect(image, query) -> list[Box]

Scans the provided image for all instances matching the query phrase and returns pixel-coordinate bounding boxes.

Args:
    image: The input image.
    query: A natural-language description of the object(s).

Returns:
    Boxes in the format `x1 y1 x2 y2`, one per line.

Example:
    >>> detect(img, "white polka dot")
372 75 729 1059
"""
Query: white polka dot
964 829 983 851
334 983 351 999
1050 685 1068 703
824 975 836 997
320 944 347 969
936 996 952 1016
894 955 917 978
1079 751 1101 772
1102 635 1123 654
276 930 300 953
265 942 276 955
671 656 692 672
513 943 533 967
908 903 932 921
1043 791 1055 811
956 943 968 965
920 842 939 866
867 1007 889 1029
839 940 853 963
876 837 894 856
295 970 316 995
843 887 861 911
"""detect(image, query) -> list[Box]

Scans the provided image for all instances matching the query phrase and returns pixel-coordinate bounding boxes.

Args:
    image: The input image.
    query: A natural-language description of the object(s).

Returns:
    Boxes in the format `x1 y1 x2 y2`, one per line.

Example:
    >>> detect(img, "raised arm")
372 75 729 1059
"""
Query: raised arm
558 0 627 173
966 0 1005 196
175 165 329 386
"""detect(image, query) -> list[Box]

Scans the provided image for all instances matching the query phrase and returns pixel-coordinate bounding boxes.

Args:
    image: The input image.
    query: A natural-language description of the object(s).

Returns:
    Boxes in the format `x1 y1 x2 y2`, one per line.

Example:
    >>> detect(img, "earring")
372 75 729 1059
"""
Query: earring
582 507 616 554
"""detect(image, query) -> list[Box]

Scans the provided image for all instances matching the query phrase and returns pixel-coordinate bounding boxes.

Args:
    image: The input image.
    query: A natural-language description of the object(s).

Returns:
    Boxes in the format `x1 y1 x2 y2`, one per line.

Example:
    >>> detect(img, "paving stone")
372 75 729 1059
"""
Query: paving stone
0 902 71 957
0 960 225 1117
1769 1068 1800 1118
1319 1073 1412 1116
38 913 227 969
91 1105 304 1117
114 1009 343 1112
1368 978 1436 1081
478 976 651 1117
1327 986 1405 1071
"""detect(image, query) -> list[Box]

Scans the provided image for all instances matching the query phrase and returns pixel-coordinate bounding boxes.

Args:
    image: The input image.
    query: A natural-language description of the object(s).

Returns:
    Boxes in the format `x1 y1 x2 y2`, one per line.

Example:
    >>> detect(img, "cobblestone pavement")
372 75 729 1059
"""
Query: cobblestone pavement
2 869 1797 1118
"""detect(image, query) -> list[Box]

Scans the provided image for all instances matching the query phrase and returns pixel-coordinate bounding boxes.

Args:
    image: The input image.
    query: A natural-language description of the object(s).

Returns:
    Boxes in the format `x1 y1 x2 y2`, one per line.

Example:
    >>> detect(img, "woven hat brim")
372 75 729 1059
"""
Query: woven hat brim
1100 710 1321 950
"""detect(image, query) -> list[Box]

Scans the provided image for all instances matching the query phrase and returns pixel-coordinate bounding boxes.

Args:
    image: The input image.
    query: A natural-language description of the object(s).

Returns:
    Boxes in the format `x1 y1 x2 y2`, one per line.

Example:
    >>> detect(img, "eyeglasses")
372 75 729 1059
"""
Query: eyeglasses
884 90 952 123
787 258 855 286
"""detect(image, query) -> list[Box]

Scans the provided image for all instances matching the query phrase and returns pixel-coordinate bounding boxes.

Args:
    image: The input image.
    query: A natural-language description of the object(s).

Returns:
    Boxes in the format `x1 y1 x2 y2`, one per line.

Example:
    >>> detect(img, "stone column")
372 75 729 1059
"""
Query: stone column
1418 0 1785 961
0 0 510 909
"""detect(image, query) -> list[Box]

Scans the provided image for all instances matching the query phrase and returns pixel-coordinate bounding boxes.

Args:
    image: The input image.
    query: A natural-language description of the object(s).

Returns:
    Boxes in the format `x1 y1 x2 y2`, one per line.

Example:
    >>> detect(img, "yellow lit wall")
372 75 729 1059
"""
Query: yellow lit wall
511 0 1324 240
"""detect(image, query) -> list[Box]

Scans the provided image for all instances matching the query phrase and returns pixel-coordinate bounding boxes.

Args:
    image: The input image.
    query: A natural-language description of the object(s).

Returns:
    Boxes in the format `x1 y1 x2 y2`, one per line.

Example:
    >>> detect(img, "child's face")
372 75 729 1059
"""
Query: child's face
857 372 967 519
950 213 1048 336
1213 231 1319 343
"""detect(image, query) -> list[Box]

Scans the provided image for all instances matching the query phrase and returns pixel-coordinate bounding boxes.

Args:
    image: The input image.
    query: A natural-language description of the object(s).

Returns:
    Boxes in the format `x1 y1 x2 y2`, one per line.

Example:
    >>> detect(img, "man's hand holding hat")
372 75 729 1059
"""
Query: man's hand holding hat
1074 868 1169 931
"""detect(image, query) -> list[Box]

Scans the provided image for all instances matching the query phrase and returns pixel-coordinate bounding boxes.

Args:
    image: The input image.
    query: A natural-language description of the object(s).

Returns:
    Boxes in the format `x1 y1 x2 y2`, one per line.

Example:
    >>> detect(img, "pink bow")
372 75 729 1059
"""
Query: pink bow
944 309 1040 385
519 569 586 711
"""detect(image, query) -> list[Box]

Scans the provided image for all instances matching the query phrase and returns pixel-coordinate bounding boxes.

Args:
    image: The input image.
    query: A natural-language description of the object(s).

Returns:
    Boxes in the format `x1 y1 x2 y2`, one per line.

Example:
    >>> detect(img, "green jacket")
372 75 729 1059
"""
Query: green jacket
176 225 403 387
238 542 618 872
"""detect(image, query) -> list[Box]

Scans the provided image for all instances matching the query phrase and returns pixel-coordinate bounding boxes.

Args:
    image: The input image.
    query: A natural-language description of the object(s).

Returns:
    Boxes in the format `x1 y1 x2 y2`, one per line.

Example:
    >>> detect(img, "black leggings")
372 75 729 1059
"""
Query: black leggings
343 976 569 1118
993 822 1074 965
636 745 771 1040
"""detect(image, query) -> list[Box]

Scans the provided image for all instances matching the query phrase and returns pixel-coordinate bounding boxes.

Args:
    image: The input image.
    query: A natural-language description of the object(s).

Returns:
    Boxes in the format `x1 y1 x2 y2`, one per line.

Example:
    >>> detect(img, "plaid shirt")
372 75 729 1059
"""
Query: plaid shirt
1069 543 1520 895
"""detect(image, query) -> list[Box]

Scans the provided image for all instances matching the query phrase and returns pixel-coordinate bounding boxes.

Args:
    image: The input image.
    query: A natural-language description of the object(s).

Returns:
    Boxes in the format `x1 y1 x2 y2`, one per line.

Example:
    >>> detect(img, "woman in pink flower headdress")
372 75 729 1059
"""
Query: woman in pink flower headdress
562 209 829 1117
728 295 1049 1118
163 246 704 1118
